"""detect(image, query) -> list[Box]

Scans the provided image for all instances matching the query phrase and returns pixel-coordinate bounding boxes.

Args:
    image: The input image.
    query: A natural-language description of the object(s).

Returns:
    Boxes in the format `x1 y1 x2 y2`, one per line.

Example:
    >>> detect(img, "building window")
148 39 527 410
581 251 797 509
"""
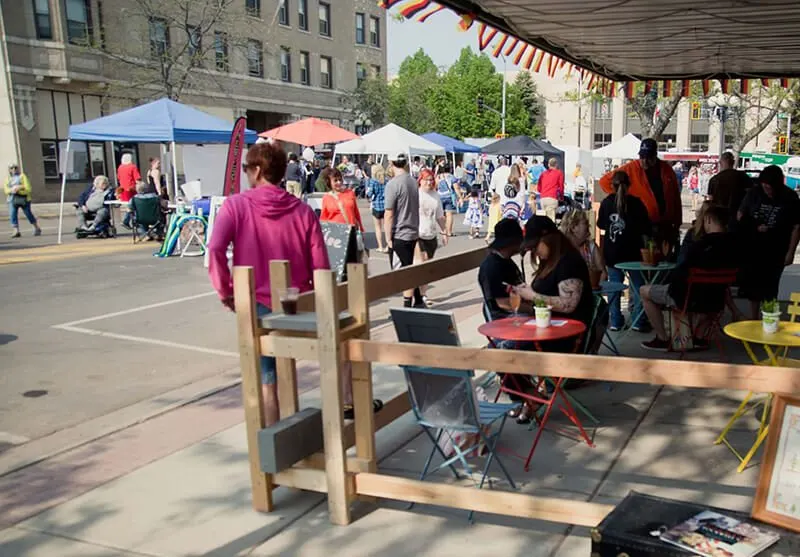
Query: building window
299 51 310 85
246 0 261 17
690 134 709 152
369 16 380 47
32 0 52 40
320 55 332 88
214 32 229 71
356 62 366 86
355 13 365 44
661 134 677 149
278 0 289 25
65 0 91 45
594 100 612 120
725 134 735 150
187 25 202 63
247 39 263 77
593 133 612 149
96 1 106 49
280 47 291 82
149 17 170 59
41 141 59 179
319 2 330 36
371 64 381 77
297 0 307 30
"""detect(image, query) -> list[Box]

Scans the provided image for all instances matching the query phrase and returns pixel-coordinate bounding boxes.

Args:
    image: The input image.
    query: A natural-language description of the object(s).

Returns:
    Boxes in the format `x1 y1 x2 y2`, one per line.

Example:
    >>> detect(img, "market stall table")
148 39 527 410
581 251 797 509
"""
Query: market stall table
719 320 800 472
478 315 592 470
614 261 677 335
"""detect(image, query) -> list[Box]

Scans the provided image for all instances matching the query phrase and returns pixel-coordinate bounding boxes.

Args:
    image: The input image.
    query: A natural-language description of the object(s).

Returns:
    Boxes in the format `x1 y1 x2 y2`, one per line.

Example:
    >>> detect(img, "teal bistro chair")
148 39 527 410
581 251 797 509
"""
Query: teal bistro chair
402 364 521 523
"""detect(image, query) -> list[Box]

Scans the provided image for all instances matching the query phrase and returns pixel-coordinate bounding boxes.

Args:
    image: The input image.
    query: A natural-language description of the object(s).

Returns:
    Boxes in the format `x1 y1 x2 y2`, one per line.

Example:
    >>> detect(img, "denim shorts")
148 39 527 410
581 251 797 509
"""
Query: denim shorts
256 303 277 385
441 196 456 212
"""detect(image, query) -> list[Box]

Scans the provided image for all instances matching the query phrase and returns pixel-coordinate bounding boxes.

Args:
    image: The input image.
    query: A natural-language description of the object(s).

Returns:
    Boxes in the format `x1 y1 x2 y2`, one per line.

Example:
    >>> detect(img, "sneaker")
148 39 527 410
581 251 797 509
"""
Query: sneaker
608 325 622 332
34 228 41 236
422 296 434 308
632 323 652 333
641 337 670 351
10 230 20 238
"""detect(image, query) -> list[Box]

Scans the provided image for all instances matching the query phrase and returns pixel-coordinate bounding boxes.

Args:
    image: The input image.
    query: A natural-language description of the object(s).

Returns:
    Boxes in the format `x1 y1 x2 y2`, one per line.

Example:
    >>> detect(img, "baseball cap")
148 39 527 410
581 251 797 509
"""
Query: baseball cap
521 215 558 251
638 138 658 158
489 218 523 251
388 151 408 163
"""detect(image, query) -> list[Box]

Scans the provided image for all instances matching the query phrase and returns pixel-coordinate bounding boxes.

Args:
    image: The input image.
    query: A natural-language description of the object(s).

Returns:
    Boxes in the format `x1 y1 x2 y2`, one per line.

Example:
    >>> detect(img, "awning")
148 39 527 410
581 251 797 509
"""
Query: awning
334 123 445 157
482 135 563 158
406 0 800 81
259 118 358 146
422 132 481 153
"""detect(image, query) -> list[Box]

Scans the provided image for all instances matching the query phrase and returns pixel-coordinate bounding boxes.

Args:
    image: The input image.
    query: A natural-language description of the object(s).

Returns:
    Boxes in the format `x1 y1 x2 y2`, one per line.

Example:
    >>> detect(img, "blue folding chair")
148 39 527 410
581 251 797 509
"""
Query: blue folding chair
402 365 521 522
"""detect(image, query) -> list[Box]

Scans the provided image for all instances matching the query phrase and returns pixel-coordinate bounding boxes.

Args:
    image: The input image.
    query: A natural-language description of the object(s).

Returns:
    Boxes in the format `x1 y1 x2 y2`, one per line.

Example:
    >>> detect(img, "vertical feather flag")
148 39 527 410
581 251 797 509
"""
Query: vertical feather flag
624 82 636 99
663 80 673 97
503 38 519 57
491 34 509 58
477 23 497 51
398 0 431 19
417 4 445 22
457 13 474 31
720 79 730 94
739 79 749 95
681 80 691 97
523 48 537 70
533 50 545 73
513 44 527 66
702 81 710 96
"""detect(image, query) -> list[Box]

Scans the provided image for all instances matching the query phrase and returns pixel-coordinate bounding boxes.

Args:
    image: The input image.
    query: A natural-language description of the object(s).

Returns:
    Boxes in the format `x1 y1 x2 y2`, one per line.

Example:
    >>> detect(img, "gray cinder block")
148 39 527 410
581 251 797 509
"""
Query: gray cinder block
258 407 324 474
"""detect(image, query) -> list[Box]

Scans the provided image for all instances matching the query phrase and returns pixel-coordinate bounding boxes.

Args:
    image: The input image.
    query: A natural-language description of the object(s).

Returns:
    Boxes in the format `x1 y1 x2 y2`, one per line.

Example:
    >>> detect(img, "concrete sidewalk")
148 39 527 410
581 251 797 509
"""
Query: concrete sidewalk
1 300 788 557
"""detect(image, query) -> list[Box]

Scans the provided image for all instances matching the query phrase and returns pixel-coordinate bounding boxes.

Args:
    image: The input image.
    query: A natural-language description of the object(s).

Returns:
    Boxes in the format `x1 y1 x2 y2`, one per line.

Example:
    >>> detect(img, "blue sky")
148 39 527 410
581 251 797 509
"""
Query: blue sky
386 10 503 74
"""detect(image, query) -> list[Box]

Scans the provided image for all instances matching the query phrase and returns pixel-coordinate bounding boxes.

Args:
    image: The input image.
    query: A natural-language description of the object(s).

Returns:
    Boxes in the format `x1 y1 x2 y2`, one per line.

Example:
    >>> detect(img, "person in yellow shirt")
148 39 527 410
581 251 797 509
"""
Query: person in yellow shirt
484 192 502 244
4 163 41 238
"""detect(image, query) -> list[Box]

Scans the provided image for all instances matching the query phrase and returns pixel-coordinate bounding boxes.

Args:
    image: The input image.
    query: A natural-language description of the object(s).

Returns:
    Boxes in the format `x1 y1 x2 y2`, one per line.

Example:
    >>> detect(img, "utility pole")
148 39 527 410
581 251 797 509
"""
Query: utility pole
577 73 582 148
500 55 507 136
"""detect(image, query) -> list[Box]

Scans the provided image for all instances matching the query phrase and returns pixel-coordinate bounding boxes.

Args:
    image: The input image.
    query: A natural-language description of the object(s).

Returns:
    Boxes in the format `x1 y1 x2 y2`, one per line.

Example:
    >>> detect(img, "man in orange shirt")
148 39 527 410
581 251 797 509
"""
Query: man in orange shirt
599 138 682 251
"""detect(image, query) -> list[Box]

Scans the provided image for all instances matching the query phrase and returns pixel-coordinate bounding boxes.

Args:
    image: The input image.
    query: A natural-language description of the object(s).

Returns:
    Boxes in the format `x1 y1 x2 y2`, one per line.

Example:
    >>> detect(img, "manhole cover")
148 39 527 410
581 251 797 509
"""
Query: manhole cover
22 390 48 398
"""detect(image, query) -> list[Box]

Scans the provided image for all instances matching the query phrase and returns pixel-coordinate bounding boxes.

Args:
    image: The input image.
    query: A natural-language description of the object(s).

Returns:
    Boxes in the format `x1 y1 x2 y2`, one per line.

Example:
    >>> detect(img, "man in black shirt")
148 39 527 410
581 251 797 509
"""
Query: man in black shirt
639 205 736 351
478 219 524 320
708 152 752 220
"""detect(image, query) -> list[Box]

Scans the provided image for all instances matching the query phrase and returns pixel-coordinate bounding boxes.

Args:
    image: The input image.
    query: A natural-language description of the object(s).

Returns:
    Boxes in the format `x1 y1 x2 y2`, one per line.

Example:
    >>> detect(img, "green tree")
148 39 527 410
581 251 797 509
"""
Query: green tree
343 75 389 129
388 49 440 133
513 71 544 137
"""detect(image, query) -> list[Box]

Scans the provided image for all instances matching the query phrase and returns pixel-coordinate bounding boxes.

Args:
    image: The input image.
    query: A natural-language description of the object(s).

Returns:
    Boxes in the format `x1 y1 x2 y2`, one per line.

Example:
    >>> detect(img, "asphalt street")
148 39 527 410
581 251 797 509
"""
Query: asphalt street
0 201 487 465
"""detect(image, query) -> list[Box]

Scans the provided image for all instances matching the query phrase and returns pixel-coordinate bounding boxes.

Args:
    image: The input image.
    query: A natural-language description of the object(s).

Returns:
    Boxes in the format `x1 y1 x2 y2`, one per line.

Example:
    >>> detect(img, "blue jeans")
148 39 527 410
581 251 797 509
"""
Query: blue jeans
607 266 648 329
8 199 37 228
256 303 277 385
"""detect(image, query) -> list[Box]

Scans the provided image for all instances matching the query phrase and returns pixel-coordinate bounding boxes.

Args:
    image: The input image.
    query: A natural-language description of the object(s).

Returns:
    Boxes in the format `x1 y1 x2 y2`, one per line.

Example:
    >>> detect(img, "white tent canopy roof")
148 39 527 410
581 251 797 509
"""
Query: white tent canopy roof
334 123 445 157
592 134 642 160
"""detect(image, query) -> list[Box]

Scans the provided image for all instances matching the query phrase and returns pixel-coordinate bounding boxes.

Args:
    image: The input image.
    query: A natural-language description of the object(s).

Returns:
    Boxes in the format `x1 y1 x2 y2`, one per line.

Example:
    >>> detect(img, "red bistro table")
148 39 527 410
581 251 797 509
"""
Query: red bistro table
478 315 593 470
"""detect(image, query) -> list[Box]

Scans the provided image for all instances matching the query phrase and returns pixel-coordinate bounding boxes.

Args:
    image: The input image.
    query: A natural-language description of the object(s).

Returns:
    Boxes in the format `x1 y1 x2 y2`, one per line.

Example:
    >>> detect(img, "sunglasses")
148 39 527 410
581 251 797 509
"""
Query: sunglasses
242 163 256 172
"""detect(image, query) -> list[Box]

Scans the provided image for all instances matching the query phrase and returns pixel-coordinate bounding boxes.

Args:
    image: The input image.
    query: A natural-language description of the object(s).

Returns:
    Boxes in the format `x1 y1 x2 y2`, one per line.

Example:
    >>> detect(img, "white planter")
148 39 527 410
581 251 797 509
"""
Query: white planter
534 306 552 328
762 310 781 334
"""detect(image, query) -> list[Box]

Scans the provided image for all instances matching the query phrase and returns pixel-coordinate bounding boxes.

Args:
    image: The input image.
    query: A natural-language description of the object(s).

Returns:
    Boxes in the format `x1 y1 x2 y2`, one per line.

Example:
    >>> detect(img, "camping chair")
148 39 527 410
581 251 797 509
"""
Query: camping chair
402 364 520 522
669 268 738 360
130 195 164 243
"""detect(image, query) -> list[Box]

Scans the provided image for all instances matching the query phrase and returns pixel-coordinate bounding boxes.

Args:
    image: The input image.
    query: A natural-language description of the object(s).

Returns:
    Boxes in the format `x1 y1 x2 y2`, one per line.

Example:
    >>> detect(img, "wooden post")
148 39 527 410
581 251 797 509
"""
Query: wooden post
269 260 299 418
233 266 273 512
347 263 377 489
315 269 351 525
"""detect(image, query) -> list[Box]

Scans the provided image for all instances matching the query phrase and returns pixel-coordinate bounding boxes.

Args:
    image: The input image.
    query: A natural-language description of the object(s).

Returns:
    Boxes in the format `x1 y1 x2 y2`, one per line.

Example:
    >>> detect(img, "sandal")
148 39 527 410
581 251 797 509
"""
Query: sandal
343 399 384 420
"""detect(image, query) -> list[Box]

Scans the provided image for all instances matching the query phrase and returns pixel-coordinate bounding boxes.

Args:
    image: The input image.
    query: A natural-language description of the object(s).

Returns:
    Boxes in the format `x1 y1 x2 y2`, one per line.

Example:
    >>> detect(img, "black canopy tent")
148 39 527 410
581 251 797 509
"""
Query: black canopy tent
482 136 564 167
432 0 800 81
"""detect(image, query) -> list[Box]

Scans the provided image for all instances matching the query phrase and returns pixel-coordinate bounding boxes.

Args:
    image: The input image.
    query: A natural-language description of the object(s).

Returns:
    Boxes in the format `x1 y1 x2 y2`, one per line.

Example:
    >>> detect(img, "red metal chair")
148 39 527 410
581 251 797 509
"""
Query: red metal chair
669 268 739 360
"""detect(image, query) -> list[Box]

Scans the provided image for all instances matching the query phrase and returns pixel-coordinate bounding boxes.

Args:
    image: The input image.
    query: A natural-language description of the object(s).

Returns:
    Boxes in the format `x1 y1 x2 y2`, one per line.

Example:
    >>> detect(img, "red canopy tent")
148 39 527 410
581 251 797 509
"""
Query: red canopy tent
259 117 359 146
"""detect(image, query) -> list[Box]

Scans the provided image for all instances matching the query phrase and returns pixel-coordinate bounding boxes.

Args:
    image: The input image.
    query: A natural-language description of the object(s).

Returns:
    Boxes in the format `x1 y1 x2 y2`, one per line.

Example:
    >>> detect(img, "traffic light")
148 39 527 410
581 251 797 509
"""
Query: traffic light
690 101 701 120
476 95 484 115
778 135 788 154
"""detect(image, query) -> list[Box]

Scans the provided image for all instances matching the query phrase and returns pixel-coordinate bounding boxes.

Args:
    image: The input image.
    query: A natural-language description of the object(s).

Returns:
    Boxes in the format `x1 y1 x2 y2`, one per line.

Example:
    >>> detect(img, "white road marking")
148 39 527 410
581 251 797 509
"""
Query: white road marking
53 291 216 327
53 325 238 358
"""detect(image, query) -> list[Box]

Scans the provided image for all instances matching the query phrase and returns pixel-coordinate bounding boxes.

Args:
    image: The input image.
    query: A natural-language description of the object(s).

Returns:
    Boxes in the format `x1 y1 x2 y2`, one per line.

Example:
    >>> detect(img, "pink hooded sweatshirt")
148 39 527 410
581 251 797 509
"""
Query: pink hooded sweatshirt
207 185 330 307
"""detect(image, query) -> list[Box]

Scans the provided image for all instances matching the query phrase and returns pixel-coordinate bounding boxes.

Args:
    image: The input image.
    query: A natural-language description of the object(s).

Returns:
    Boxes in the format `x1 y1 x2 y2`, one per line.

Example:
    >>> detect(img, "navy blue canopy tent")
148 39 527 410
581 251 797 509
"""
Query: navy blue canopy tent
58 98 257 243
422 132 481 154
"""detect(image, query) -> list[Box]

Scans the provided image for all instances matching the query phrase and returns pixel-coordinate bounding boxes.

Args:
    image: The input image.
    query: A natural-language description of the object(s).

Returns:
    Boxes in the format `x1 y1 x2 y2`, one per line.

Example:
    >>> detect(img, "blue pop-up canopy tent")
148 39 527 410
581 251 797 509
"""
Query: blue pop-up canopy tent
58 98 257 243
422 132 481 154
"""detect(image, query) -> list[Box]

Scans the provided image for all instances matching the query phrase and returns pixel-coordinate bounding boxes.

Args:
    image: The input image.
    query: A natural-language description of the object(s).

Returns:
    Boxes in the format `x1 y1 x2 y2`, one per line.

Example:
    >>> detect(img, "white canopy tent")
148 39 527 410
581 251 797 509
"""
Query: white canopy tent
333 123 445 159
592 133 642 160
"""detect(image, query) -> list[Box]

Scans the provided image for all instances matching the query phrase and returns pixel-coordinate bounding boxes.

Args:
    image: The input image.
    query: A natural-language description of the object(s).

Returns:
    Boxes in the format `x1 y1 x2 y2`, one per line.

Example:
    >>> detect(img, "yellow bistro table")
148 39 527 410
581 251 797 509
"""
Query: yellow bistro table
719 320 800 472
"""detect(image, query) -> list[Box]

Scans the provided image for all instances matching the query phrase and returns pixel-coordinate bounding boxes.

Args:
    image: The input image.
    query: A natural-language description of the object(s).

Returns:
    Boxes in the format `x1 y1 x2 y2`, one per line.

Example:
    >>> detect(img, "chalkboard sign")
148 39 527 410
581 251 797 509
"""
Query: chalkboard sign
320 221 357 282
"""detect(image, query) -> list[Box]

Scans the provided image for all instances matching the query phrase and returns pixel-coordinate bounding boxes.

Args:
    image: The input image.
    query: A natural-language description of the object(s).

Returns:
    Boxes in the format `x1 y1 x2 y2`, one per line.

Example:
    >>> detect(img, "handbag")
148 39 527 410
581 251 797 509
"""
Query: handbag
11 194 27 208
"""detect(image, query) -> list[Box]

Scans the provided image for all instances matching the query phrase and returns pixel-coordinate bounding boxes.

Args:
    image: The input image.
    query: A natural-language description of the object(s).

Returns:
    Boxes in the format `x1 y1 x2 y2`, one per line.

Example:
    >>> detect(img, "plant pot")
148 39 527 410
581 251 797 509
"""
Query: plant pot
534 306 552 328
640 249 654 265
651 251 663 265
762 310 781 334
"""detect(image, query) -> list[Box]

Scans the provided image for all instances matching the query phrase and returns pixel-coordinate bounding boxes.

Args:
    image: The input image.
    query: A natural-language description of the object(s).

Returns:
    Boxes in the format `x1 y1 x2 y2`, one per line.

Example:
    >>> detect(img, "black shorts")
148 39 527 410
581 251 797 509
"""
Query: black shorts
418 237 437 258
390 238 416 268
372 209 385 220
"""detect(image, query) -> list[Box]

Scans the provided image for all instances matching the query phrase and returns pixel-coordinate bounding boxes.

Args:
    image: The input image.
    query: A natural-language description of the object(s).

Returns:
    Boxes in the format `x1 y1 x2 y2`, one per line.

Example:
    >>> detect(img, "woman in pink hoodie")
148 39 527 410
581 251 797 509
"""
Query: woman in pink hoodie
208 141 330 424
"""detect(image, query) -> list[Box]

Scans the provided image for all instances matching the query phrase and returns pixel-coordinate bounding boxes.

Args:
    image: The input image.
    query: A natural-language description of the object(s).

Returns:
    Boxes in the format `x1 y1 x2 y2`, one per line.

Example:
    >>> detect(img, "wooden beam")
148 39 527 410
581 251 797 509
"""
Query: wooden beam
315 269 351 525
274 467 328 493
354 473 613 527
342 391 411 449
260 334 319 360
270 260 299 418
233 266 273 512
347 339 800 394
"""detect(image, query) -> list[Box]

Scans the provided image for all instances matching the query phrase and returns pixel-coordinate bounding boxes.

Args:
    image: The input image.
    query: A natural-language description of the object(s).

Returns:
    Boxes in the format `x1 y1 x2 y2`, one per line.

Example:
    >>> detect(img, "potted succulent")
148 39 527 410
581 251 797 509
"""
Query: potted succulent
641 239 656 265
534 299 552 328
761 299 781 334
